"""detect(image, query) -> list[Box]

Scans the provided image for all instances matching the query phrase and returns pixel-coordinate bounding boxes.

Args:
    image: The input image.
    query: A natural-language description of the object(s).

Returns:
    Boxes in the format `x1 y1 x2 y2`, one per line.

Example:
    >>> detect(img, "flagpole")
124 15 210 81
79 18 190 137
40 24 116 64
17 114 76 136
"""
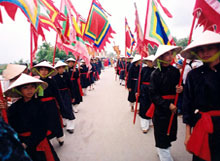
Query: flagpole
167 15 197 135
52 34 58 66
0 82 8 123
30 24 33 75
133 0 150 124
125 17 128 88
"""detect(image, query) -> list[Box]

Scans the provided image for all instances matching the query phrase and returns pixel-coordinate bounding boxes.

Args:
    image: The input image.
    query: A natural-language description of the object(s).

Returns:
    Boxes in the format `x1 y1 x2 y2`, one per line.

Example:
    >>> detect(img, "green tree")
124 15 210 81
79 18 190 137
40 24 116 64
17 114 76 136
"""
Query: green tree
174 37 189 49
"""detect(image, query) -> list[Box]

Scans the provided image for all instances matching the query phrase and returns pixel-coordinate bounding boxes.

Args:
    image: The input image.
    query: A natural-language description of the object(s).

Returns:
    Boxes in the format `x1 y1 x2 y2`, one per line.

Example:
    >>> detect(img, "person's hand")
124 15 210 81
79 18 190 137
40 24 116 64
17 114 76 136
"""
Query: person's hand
169 103 177 113
72 99 75 103
184 133 191 150
0 99 7 110
128 88 132 92
176 85 183 93
22 143 27 149
135 93 139 97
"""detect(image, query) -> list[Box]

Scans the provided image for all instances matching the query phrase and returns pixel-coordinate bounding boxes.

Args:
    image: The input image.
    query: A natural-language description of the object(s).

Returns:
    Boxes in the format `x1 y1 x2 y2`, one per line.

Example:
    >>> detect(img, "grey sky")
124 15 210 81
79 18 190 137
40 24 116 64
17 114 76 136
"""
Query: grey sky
0 0 203 64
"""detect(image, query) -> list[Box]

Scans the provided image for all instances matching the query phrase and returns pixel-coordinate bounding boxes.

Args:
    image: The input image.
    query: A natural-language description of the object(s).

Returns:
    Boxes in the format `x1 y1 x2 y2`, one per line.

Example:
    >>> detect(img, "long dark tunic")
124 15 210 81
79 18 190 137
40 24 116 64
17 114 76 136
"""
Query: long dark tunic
80 64 90 88
183 63 220 161
127 63 140 103
138 66 155 119
149 65 180 148
53 73 75 120
89 63 95 85
119 61 126 80
7 98 59 161
67 67 83 105
39 77 64 139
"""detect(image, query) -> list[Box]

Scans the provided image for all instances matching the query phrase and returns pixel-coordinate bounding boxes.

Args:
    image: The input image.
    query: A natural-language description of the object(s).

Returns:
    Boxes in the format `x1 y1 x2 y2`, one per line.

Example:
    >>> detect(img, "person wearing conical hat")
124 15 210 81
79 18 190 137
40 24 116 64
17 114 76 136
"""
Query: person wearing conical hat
181 31 220 161
53 61 76 134
127 54 141 112
125 56 133 85
80 60 90 96
32 61 64 146
119 56 126 86
4 73 60 161
66 57 83 113
89 58 95 90
148 45 183 161
136 55 155 134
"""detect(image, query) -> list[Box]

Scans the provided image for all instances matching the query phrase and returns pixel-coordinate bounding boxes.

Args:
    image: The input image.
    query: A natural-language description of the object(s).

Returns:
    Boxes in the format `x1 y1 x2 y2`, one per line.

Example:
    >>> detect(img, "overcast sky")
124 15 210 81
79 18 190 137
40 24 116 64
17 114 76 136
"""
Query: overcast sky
0 0 203 64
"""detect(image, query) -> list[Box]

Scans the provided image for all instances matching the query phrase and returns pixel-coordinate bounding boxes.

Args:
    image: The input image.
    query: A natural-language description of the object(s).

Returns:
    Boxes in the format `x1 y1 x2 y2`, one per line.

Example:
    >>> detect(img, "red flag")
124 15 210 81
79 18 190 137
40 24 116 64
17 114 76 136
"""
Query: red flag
0 8 3 23
194 0 220 33
156 0 173 18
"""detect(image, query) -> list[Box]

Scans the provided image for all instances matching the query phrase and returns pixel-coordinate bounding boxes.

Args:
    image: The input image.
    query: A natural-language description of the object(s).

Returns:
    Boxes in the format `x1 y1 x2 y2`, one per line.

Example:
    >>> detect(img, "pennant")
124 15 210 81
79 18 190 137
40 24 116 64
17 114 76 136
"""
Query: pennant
84 0 115 51
0 0 40 30
193 0 220 33
144 0 176 48
156 0 173 18
125 18 136 57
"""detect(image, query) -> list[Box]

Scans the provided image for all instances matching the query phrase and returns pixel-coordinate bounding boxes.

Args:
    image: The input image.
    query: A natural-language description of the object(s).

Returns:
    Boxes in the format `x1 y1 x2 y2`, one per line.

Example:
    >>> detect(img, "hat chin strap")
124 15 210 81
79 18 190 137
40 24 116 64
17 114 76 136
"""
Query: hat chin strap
157 59 170 71
12 85 44 97
33 68 55 78
190 51 220 63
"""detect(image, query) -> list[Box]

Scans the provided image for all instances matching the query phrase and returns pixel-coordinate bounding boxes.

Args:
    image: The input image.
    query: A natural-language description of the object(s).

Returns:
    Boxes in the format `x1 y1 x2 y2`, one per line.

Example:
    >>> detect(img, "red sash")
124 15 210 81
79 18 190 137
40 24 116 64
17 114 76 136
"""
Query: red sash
58 88 69 91
146 95 176 118
40 97 63 128
187 110 220 161
19 132 55 161
77 78 84 96
142 82 150 85
81 72 89 78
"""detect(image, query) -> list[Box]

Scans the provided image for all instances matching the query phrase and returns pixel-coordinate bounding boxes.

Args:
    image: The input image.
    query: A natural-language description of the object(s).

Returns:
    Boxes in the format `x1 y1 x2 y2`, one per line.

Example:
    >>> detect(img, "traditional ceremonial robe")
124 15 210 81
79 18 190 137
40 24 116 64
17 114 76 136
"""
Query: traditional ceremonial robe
119 61 126 80
93 63 100 81
39 77 64 140
116 60 120 75
7 98 60 161
80 64 90 88
89 63 95 85
53 73 75 120
127 63 140 103
67 67 83 105
183 63 220 161
149 65 180 148
0 117 32 161
139 66 155 119
97 59 102 75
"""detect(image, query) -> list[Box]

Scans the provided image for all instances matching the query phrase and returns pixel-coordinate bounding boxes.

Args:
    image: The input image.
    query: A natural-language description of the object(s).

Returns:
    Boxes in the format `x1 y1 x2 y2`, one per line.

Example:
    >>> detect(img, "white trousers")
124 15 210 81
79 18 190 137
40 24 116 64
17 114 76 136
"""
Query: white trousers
140 117 151 130
120 79 125 85
83 88 87 95
72 104 79 112
157 147 174 161
130 102 134 107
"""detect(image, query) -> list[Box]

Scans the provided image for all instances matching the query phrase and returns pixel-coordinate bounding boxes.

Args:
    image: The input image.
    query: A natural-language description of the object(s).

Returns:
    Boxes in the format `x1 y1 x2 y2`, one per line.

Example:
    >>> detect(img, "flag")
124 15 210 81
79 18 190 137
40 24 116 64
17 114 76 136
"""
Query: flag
144 0 175 48
56 0 91 68
134 3 148 57
0 0 39 30
84 0 115 51
125 18 135 57
193 0 220 33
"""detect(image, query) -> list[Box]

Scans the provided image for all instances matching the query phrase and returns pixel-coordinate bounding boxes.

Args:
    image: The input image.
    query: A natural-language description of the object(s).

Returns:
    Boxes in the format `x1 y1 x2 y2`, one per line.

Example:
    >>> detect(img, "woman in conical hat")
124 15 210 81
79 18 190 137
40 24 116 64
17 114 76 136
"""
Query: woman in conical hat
119 56 126 86
137 55 155 134
4 74 61 161
181 31 220 161
127 54 141 112
80 59 90 96
66 57 83 113
53 61 76 134
147 45 183 161
32 61 64 146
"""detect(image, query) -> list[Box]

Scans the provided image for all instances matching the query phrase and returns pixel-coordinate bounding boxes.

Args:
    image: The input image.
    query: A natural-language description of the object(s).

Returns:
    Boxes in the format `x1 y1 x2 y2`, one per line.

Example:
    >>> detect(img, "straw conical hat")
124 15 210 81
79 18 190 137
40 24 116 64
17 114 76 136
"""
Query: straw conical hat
32 61 57 77
4 73 48 98
131 55 142 63
120 55 125 58
3 64 27 80
66 58 76 62
81 59 85 63
144 55 155 62
181 31 220 59
54 61 67 69
153 45 182 63
127 56 134 59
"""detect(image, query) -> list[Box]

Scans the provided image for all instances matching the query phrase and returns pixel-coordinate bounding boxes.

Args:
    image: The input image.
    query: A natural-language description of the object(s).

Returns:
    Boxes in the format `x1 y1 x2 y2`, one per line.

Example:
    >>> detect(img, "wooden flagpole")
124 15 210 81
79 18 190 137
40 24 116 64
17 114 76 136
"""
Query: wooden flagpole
167 15 197 135
0 82 8 123
133 0 150 124
125 17 128 88
30 24 33 75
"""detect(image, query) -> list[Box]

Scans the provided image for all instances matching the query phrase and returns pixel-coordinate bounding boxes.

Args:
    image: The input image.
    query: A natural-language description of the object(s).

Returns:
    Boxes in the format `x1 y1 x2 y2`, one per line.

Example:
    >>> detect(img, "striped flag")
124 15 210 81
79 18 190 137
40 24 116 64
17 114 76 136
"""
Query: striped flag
125 18 135 57
194 0 220 33
144 0 175 48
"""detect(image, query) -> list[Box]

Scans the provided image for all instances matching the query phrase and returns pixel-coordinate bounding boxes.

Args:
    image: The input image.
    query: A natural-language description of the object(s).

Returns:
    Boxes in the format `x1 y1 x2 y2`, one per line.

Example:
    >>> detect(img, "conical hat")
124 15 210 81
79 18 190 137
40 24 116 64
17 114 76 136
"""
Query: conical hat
32 61 57 77
3 64 26 80
127 56 134 59
153 45 182 63
131 55 142 63
181 31 220 59
120 55 125 58
66 58 76 62
54 60 67 69
4 73 48 98
143 55 155 61
81 59 85 63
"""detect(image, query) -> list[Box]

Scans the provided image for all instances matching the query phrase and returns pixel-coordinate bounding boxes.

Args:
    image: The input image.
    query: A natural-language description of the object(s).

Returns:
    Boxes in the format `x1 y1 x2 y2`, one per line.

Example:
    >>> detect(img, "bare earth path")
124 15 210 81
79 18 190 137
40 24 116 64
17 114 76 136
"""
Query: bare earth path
52 67 191 161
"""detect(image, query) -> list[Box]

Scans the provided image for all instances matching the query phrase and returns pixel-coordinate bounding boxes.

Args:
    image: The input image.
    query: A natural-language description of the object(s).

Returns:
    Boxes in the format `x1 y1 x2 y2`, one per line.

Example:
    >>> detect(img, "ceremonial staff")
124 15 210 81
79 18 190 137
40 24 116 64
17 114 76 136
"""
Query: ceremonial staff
0 82 8 123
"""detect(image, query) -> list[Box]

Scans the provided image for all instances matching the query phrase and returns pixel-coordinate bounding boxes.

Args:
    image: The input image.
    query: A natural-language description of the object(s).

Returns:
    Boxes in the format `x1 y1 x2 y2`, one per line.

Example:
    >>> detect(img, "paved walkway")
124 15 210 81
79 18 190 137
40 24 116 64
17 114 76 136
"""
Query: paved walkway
52 67 191 161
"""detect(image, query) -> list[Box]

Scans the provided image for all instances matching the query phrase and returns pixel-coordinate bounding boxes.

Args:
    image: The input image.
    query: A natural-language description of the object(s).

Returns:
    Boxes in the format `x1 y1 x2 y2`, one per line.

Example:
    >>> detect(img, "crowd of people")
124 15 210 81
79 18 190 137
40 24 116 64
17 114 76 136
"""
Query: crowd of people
0 56 104 161
115 31 220 161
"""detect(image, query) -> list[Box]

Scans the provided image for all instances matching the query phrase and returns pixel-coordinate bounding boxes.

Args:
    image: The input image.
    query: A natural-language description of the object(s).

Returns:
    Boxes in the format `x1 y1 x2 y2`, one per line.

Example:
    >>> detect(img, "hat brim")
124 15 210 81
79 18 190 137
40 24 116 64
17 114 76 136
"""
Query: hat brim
31 67 57 77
